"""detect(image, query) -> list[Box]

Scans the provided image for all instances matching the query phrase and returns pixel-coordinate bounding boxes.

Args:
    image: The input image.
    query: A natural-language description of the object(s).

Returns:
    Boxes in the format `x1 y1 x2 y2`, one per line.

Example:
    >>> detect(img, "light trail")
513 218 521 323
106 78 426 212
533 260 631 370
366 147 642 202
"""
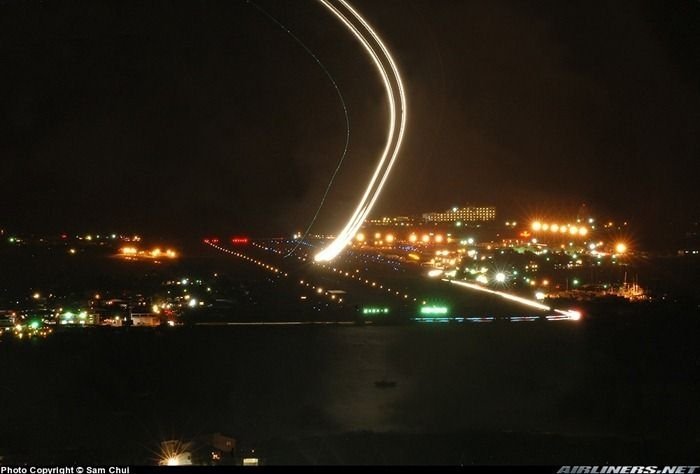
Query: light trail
245 1 352 259
446 279 552 312
445 279 582 320
314 0 407 262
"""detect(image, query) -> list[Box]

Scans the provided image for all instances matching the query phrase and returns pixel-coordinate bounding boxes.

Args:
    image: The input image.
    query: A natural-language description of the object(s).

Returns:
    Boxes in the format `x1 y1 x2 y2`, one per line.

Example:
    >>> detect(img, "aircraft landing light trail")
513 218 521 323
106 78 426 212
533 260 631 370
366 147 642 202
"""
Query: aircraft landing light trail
445 279 582 321
313 0 407 263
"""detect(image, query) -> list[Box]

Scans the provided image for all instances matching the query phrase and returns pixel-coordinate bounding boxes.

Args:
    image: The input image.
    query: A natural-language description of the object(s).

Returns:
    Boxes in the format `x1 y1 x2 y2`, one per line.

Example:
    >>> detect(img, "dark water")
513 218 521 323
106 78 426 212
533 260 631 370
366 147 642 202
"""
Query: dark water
2 317 699 464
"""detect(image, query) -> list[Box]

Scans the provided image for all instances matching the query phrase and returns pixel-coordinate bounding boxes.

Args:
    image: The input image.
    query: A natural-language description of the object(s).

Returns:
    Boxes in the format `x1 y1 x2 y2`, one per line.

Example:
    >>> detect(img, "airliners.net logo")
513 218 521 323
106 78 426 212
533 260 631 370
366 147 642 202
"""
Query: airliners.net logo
558 467 699 474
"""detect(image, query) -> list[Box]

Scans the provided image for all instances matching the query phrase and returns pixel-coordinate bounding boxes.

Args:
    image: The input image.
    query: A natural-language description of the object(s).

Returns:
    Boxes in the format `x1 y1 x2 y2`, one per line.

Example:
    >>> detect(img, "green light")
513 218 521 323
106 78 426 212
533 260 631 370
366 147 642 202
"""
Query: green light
420 306 449 315
362 307 390 315
30 321 40 329
78 311 87 319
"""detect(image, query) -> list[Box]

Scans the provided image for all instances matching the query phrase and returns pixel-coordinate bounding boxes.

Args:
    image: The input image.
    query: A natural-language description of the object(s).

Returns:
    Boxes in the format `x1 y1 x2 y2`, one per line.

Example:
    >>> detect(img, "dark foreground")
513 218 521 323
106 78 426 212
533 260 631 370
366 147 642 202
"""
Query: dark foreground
1 316 698 465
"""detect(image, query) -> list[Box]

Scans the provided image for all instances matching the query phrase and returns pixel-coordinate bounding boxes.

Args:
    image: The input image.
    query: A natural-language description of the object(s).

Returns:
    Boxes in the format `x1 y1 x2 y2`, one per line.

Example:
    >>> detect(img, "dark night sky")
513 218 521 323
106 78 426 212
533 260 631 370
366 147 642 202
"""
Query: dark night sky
1 0 699 242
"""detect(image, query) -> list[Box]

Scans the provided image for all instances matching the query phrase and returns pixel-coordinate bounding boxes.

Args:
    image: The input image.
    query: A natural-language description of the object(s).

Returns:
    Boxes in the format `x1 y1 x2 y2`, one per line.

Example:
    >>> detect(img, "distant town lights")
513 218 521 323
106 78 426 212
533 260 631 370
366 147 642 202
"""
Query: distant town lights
530 221 589 238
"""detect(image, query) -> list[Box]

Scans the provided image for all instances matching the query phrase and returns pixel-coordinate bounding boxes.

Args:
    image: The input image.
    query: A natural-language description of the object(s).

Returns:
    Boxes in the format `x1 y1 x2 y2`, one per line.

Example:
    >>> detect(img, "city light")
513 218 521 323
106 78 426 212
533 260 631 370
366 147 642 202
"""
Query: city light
119 246 178 260
615 242 628 254
530 221 591 238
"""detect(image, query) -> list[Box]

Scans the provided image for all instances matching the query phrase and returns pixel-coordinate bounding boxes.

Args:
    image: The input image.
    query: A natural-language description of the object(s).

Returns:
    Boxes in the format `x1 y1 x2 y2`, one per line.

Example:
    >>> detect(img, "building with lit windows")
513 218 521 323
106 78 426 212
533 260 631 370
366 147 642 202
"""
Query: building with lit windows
422 205 496 223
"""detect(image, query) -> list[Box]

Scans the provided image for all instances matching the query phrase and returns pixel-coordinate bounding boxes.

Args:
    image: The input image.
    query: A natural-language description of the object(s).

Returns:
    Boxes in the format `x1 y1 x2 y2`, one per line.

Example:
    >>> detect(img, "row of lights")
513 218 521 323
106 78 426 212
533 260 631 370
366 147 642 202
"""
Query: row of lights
531 221 589 237
319 264 418 302
352 232 447 244
246 244 345 305
205 242 288 277
253 240 420 304
207 241 345 305
297 280 344 304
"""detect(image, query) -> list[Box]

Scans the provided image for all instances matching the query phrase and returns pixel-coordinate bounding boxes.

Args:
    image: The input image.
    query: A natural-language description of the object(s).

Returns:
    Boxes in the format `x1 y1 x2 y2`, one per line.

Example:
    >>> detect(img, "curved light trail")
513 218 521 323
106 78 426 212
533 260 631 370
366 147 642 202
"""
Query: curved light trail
245 1 352 260
314 0 407 262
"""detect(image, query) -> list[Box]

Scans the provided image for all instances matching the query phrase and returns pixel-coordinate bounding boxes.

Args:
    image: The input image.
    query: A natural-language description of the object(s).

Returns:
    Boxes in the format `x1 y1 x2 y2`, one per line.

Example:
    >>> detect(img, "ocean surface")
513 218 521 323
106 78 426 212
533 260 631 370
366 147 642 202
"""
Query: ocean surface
2 318 699 464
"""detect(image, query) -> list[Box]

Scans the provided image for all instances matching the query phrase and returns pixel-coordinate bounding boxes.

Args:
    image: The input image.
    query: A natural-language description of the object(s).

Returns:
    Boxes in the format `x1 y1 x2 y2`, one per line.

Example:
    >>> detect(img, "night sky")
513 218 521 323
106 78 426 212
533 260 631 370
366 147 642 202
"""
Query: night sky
1 0 699 241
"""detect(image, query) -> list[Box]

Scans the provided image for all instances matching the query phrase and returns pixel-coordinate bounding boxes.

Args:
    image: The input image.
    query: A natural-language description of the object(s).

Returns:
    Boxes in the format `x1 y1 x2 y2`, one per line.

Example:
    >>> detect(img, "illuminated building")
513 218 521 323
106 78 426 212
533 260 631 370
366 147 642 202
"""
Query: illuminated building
130 313 161 327
422 205 496 223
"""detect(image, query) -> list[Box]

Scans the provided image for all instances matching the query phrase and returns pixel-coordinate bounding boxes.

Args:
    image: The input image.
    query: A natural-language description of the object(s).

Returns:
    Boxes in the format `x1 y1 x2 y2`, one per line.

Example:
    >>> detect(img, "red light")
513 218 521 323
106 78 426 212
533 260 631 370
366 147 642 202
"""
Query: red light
231 237 249 244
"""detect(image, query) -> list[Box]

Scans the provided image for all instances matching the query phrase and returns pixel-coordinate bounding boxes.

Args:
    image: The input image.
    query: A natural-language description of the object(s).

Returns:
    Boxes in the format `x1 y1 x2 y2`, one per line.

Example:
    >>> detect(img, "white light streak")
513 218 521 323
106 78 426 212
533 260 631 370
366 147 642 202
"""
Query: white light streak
445 279 582 320
314 0 407 262
446 279 552 312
